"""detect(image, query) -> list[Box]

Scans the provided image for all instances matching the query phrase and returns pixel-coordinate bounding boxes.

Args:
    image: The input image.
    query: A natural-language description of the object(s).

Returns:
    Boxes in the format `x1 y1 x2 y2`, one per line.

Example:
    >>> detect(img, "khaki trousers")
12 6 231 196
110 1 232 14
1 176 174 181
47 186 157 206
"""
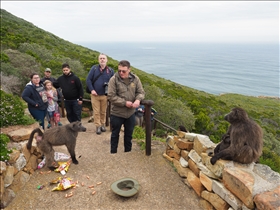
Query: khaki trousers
91 95 108 127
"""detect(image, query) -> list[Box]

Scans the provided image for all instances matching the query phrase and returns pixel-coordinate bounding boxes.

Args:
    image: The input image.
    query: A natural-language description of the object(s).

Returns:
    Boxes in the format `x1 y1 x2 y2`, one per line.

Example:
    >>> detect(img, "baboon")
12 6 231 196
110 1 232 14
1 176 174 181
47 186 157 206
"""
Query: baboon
178 125 188 132
208 134 230 157
210 107 263 165
27 121 86 170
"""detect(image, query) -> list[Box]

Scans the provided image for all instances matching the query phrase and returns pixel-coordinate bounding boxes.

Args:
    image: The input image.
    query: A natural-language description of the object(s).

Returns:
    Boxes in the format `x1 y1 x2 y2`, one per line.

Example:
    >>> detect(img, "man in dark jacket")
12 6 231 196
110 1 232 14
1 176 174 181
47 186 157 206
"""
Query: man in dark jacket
107 60 145 154
54 63 84 123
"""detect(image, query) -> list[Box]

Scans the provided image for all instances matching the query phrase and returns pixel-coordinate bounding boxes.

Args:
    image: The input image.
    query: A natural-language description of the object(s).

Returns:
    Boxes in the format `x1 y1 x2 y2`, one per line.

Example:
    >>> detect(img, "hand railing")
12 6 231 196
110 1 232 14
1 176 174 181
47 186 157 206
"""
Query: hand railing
61 98 157 156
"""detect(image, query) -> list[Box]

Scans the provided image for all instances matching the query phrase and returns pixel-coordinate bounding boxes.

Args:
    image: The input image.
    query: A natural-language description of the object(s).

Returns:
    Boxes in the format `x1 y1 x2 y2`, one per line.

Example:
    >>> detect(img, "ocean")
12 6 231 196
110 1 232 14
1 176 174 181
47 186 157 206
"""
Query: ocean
78 42 279 97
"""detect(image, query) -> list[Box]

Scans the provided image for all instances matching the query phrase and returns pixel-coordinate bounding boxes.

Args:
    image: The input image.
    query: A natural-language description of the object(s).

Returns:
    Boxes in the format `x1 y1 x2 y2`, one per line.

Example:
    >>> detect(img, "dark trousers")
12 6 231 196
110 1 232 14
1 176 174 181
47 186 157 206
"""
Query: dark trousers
29 108 47 129
110 114 135 153
64 100 82 123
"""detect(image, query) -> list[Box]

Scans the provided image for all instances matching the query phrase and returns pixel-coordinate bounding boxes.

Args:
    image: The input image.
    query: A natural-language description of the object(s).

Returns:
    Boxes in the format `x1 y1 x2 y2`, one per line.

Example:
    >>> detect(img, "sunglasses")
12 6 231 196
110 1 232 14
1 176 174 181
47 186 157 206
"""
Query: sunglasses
118 70 128 73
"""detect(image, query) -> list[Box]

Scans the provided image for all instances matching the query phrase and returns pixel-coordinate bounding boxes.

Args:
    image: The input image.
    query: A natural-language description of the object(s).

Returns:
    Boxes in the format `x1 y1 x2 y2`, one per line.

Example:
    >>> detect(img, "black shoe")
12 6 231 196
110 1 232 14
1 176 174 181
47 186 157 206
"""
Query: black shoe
96 127 101 135
101 126 106 132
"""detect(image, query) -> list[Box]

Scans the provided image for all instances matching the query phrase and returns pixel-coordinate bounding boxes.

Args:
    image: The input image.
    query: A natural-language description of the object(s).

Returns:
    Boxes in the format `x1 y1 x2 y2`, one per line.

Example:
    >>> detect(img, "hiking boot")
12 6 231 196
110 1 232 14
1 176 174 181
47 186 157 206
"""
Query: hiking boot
101 126 106 132
96 127 101 135
58 122 62 126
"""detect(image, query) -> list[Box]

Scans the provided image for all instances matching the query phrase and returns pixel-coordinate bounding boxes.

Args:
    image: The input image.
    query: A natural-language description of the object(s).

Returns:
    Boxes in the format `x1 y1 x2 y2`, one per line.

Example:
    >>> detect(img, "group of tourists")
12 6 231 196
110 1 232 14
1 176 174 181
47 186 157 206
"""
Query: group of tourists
21 53 145 154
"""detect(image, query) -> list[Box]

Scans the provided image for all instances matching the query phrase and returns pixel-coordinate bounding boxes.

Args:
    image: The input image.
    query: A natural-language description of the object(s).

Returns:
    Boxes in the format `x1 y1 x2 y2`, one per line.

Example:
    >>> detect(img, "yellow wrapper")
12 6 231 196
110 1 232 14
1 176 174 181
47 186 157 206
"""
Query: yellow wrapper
51 177 75 191
50 177 62 184
54 160 71 173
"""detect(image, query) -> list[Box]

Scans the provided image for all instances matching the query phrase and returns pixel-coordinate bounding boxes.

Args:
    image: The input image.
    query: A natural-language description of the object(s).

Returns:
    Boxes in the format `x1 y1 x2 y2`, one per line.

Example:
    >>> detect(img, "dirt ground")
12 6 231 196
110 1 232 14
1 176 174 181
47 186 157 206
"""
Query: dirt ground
4 117 203 210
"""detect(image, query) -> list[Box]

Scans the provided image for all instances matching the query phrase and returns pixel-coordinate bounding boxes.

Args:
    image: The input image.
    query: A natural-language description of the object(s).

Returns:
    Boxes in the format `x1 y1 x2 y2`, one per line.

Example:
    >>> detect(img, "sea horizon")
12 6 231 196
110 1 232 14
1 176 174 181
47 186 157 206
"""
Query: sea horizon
78 42 279 98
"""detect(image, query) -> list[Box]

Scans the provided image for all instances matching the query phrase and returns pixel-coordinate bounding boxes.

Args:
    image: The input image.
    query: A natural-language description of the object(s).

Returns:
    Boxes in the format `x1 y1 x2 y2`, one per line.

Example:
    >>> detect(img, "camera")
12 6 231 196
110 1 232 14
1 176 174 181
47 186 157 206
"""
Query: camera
104 82 108 95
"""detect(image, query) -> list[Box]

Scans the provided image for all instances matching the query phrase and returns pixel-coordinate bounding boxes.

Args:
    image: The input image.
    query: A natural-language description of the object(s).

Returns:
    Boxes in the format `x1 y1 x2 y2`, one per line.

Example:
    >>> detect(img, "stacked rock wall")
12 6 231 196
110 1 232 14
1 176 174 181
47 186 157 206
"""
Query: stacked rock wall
0 122 43 208
163 131 280 210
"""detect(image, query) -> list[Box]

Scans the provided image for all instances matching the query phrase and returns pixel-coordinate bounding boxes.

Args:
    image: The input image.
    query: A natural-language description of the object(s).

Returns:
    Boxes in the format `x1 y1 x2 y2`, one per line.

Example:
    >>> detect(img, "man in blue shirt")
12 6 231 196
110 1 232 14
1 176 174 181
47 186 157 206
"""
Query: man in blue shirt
86 53 114 134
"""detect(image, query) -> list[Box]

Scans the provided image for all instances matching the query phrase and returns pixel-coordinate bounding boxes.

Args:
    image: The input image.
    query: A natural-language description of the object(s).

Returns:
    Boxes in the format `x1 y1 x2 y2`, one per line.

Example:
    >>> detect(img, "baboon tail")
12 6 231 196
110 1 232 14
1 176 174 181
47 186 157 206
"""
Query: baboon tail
27 128 43 150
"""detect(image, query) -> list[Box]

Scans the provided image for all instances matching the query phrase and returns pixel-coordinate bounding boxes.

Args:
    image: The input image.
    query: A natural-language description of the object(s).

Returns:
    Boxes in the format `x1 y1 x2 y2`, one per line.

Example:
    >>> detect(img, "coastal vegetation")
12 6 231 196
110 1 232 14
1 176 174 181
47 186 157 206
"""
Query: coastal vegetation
1 9 279 172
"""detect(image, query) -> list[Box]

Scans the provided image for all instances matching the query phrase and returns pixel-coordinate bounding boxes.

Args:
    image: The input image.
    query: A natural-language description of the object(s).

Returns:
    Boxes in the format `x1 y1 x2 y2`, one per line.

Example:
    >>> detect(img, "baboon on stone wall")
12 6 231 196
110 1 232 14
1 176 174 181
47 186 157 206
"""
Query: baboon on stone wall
210 107 263 165
27 121 86 170
178 125 188 132
209 134 231 156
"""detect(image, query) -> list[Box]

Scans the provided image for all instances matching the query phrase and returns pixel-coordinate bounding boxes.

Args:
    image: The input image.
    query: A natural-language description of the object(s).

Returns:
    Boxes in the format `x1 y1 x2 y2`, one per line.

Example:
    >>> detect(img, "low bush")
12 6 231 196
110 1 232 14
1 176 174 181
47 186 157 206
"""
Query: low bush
0 134 12 161
0 90 35 127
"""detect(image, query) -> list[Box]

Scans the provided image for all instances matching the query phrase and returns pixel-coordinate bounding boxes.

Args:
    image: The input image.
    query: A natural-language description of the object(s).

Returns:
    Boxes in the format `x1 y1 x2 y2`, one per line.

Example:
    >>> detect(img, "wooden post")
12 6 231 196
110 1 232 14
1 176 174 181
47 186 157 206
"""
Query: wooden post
141 100 154 156
60 96 66 118
106 100 111 127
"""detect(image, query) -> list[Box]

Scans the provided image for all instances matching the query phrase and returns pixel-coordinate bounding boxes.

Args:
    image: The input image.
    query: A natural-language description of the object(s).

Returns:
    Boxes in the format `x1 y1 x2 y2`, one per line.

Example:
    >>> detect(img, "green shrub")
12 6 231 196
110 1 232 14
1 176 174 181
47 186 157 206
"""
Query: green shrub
0 52 9 63
133 126 146 150
259 147 280 173
133 125 146 140
144 84 196 131
0 134 12 161
0 90 35 127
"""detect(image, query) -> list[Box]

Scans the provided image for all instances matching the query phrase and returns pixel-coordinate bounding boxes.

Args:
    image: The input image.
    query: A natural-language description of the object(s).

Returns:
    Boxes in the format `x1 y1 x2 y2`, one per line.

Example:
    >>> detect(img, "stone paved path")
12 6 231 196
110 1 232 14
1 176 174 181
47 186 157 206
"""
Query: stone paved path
5 117 203 210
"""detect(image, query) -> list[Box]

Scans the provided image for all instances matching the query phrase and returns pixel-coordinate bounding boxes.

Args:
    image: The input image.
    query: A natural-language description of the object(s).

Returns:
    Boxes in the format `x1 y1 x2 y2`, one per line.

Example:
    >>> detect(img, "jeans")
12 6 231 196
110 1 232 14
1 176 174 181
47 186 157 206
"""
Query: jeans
64 100 82 123
29 108 47 129
110 114 135 153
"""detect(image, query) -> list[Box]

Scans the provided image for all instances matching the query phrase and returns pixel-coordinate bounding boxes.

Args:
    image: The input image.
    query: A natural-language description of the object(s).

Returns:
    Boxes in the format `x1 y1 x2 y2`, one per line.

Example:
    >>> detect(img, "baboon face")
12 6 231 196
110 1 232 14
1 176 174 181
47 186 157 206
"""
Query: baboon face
224 107 248 123
71 121 87 132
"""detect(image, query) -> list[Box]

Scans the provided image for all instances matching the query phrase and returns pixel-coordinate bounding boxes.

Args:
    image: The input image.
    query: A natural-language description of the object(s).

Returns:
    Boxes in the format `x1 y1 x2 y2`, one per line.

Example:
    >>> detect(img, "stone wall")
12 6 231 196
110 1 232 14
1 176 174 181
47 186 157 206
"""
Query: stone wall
1 124 280 209
0 122 44 208
163 131 280 210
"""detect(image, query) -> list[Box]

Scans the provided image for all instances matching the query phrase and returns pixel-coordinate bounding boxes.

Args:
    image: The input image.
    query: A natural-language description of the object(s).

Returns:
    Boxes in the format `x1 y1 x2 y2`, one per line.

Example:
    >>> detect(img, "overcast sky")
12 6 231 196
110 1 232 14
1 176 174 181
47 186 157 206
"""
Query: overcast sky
1 1 279 44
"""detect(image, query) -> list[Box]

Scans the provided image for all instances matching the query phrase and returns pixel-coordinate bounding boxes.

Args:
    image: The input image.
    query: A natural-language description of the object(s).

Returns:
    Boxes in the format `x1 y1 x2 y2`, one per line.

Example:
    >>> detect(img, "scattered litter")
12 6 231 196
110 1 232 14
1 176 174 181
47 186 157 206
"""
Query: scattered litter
37 185 44 190
97 182 102 185
54 152 71 161
39 170 51 175
37 152 70 169
54 160 71 175
65 191 74 198
37 157 46 169
50 177 62 184
51 177 76 191
91 191 96 195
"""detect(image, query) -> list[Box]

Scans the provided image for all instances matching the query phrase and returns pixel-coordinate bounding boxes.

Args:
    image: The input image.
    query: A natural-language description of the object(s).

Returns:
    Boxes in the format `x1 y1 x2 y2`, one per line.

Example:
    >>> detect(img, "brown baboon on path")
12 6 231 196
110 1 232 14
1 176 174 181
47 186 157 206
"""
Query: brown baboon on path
27 121 86 170
210 107 263 165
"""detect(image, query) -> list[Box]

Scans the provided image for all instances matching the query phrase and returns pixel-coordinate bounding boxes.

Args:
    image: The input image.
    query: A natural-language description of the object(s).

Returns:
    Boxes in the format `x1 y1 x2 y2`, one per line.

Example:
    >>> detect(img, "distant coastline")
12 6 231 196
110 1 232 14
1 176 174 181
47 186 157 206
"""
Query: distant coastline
79 42 279 98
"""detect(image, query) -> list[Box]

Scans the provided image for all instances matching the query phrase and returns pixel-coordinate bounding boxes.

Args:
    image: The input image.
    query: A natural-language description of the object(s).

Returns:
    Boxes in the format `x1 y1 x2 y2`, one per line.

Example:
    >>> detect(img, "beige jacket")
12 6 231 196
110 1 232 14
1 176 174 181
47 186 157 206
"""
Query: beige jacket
107 72 145 118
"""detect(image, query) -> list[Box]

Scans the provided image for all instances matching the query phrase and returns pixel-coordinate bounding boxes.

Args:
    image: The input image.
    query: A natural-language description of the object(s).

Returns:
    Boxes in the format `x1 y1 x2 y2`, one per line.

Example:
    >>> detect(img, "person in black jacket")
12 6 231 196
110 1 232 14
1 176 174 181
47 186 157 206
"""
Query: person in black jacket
54 63 84 123
22 73 48 129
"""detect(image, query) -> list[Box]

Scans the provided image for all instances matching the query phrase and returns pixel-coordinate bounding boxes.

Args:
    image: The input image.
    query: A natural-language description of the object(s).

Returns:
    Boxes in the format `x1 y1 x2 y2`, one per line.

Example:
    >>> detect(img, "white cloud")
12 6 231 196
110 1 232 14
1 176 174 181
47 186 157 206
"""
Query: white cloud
1 1 279 43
